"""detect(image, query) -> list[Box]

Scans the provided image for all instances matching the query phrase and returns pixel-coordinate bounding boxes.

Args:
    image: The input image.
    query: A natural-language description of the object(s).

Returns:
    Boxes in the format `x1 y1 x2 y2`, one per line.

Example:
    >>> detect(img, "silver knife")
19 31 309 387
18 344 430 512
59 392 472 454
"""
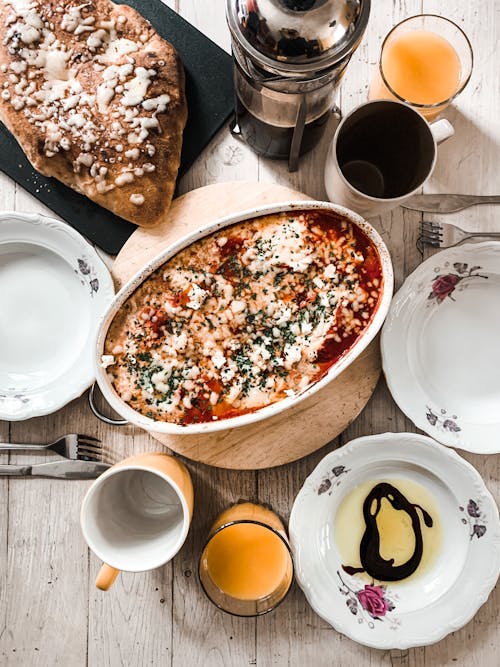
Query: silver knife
402 194 500 213
0 459 110 479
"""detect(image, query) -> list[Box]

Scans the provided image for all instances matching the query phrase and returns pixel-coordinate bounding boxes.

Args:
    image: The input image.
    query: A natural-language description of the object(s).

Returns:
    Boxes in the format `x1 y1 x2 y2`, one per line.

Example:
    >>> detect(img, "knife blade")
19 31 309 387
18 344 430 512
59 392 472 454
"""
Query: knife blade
402 194 500 213
0 460 110 479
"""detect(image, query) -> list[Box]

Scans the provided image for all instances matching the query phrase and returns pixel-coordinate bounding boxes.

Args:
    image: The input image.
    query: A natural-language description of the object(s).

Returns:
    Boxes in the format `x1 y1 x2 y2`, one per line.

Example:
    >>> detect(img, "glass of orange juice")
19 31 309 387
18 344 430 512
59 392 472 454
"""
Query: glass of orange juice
199 501 294 616
369 15 473 120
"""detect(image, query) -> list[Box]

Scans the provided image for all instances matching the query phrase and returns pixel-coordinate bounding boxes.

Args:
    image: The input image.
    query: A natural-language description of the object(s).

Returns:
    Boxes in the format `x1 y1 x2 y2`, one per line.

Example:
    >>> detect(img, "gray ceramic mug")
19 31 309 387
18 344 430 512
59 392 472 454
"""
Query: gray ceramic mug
324 100 454 218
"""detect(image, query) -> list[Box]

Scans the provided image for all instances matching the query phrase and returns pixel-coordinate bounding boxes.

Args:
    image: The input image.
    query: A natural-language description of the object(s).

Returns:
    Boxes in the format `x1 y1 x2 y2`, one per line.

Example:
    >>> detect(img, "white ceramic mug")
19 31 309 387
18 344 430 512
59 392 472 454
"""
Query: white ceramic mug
324 99 454 218
80 453 194 590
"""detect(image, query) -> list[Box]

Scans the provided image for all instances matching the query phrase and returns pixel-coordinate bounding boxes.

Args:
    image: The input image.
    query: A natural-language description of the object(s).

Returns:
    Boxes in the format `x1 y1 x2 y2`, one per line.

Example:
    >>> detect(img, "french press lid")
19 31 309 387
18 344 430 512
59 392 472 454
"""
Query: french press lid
226 0 370 74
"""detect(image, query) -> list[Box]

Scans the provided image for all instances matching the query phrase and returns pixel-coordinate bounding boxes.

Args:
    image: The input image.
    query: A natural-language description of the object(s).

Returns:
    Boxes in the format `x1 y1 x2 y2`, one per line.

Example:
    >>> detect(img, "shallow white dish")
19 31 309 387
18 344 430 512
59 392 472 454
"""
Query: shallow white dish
289 432 500 650
0 212 114 421
94 200 393 435
382 243 500 454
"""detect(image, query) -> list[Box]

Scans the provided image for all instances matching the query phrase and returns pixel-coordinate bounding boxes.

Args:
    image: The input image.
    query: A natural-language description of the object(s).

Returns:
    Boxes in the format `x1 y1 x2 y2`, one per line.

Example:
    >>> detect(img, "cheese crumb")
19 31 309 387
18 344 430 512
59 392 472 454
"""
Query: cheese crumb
212 350 226 369
100 354 115 369
324 264 336 278
130 193 144 205
186 284 208 310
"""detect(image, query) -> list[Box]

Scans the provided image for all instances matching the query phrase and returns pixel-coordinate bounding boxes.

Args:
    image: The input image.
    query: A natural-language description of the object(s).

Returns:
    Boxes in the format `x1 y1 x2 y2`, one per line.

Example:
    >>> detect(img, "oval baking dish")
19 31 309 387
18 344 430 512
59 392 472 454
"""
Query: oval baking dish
95 201 393 434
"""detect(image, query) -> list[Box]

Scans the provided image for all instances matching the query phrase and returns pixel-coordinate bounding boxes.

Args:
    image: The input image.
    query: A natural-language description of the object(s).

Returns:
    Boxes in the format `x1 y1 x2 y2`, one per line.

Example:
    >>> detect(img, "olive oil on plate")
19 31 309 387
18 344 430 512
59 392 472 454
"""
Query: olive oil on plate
335 478 442 586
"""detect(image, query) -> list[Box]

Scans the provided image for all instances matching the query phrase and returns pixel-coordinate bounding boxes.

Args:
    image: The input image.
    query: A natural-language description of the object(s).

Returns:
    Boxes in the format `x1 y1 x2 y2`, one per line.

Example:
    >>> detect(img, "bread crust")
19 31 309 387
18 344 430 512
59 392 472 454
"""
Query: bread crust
0 0 187 227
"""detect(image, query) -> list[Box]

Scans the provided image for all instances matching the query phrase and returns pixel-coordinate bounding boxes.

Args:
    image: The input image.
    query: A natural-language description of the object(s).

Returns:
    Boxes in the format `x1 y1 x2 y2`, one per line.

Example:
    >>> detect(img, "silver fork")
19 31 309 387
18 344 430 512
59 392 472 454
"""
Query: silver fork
420 220 500 248
0 434 102 462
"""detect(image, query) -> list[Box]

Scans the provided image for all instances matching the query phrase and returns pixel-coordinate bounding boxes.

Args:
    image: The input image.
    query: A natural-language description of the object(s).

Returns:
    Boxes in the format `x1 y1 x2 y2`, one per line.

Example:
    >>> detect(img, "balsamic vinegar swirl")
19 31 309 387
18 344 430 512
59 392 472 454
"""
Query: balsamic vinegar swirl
342 482 434 582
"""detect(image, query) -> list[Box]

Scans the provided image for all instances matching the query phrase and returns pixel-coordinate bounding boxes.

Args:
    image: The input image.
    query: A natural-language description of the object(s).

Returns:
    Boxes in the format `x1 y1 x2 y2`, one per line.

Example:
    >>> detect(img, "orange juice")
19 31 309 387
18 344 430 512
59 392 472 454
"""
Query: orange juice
370 29 462 119
203 522 290 600
200 502 294 614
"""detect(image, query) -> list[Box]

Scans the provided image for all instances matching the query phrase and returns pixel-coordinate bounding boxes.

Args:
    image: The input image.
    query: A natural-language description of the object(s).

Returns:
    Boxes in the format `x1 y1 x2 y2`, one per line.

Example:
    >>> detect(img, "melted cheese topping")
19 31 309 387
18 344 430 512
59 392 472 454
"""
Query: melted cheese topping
0 0 171 202
104 210 383 425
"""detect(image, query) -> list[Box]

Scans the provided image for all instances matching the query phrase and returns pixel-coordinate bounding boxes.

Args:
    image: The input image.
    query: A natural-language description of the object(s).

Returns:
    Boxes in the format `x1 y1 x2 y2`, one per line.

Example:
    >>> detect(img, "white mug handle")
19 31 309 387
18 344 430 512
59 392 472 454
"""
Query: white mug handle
430 118 454 144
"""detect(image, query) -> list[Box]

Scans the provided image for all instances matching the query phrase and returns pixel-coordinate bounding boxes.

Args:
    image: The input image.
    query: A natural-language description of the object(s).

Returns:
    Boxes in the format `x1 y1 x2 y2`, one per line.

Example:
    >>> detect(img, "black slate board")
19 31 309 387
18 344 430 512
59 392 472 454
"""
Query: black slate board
0 1 234 254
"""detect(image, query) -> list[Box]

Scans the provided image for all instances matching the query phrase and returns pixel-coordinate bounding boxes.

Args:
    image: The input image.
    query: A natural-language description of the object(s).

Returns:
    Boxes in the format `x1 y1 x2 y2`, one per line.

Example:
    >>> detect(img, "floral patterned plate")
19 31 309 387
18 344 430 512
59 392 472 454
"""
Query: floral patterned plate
289 433 500 649
0 212 114 420
381 242 500 453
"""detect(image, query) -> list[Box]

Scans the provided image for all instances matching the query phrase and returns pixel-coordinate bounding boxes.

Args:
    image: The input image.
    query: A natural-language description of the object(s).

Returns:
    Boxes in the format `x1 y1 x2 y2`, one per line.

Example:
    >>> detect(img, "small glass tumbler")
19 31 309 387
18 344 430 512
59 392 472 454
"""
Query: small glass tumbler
199 502 294 616
369 15 473 120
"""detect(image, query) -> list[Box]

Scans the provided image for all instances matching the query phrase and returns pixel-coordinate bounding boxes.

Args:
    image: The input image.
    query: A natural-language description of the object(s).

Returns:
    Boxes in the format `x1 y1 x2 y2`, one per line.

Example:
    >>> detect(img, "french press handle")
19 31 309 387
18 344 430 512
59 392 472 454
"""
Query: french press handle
288 97 307 173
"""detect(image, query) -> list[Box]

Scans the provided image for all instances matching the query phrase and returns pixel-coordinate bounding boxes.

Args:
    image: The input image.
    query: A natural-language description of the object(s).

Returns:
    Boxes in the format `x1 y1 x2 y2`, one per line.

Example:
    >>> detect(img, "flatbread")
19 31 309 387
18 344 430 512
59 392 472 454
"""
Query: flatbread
0 0 187 226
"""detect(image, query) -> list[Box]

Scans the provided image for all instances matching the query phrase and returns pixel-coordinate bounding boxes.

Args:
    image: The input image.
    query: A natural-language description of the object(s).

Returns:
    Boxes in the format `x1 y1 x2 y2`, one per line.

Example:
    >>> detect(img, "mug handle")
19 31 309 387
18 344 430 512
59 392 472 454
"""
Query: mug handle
95 563 120 591
430 118 454 144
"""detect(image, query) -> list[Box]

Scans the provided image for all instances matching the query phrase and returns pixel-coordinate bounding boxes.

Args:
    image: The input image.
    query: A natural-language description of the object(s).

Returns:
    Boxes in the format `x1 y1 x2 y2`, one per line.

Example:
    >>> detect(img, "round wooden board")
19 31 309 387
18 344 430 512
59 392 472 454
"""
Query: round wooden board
112 181 381 469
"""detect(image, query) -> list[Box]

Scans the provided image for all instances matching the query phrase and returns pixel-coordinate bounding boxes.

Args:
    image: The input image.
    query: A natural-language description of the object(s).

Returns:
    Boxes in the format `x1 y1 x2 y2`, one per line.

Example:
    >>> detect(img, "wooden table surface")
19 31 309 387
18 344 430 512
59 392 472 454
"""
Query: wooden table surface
1 1 499 665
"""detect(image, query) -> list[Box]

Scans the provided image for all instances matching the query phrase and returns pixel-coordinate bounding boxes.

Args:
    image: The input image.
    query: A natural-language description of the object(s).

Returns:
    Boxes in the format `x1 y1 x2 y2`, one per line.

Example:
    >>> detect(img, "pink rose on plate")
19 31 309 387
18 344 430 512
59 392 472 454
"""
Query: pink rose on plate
356 585 390 618
429 273 461 302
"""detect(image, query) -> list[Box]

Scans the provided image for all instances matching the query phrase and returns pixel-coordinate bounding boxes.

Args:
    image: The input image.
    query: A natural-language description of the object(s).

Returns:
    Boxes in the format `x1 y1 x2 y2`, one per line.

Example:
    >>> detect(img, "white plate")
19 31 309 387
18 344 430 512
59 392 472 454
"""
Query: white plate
381 243 500 454
289 433 500 650
0 212 114 420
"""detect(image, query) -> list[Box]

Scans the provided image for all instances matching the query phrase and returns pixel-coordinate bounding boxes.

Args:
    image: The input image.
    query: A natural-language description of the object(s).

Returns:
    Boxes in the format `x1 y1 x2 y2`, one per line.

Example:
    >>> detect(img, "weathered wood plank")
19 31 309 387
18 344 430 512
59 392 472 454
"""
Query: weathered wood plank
172 465 257 667
255 1 421 665
422 0 500 234
1 187 88 666
415 2 500 665
256 449 387 667
178 0 230 54
87 428 176 667
0 1 498 666
0 170 16 663
0 413 10 664
171 4 259 667
3 425 88 666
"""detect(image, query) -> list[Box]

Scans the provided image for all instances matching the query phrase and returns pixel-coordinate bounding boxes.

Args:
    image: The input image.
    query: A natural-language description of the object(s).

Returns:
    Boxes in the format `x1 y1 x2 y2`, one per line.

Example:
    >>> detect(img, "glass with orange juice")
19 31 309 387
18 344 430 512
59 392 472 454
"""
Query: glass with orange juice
369 15 473 120
199 501 294 616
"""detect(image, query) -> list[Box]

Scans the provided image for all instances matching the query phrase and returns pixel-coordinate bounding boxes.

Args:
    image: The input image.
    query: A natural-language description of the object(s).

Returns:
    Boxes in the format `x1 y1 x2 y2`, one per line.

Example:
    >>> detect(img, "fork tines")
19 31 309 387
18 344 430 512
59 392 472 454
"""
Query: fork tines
420 221 442 247
77 435 103 462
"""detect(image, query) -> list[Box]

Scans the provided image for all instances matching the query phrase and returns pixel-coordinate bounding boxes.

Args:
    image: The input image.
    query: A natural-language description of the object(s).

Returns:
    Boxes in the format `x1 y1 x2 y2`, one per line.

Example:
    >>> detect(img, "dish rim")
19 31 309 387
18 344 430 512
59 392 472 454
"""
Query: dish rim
0 210 115 421
95 200 394 434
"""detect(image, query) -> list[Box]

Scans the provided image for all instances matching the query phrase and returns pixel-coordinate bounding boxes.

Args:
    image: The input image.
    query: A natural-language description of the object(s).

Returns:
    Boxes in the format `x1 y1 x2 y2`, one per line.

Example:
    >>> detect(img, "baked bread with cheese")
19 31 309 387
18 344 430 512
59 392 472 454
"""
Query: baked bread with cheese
0 0 187 227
